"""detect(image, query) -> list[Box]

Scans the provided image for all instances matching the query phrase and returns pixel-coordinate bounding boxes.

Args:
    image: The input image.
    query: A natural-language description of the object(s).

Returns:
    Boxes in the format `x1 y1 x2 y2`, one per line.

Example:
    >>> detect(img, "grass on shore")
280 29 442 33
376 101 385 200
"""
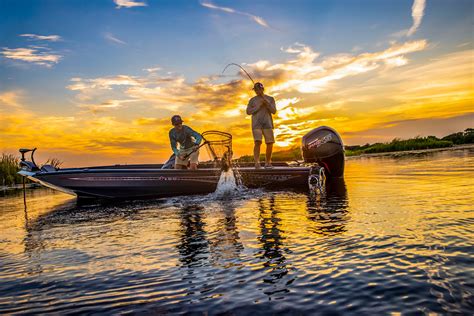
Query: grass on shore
345 136 453 156
1 154 63 187
236 129 473 162
0 154 23 186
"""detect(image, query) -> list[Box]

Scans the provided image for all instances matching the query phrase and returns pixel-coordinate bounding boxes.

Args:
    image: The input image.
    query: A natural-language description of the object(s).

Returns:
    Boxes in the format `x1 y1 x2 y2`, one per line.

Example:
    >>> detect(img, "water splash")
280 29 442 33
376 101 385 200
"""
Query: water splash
214 169 238 195
213 168 243 198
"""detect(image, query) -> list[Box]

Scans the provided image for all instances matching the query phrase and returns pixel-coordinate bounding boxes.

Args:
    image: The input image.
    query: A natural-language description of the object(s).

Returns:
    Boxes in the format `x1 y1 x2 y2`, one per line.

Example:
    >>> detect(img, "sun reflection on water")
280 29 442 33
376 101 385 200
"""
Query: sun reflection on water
0 149 472 314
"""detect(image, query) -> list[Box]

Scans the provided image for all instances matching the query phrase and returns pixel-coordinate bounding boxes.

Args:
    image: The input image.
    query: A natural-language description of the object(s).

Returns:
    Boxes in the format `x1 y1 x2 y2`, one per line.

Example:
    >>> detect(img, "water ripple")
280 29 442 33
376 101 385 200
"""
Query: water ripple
0 149 473 314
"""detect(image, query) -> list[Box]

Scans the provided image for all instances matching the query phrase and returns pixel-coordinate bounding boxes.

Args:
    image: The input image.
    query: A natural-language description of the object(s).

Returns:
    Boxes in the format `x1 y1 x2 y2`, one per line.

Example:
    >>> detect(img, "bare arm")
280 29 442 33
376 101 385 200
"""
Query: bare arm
246 98 261 115
261 96 276 114
267 97 277 114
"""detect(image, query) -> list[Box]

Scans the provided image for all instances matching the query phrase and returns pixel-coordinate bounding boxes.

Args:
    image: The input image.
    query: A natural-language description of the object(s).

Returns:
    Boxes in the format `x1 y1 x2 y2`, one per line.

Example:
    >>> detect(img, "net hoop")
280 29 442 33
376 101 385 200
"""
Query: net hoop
202 130 232 144
201 130 232 161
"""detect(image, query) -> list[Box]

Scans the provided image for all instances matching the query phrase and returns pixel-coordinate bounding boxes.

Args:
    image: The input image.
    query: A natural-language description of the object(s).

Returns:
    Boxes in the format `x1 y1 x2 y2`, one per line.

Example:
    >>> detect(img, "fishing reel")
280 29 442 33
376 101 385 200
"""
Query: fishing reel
308 165 326 195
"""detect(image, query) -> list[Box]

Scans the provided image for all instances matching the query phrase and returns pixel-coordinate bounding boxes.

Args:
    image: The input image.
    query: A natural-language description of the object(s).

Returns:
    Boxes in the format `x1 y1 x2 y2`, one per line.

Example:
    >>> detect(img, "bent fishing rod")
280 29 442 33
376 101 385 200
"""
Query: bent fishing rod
222 63 255 86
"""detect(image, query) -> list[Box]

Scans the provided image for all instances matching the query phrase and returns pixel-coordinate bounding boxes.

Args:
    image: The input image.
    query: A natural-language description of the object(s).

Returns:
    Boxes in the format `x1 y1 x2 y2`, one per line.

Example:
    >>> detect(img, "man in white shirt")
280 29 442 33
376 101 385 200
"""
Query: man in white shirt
246 82 277 169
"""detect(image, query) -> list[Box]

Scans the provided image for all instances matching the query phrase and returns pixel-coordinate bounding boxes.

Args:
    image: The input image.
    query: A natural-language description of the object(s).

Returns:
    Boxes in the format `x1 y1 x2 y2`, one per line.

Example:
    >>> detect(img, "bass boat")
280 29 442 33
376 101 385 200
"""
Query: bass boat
18 126 344 200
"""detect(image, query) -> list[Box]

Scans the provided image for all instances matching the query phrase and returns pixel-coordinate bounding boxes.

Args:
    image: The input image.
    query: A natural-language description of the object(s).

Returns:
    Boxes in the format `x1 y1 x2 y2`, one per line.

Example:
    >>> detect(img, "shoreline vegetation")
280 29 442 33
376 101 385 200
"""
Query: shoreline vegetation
1 129 473 187
236 128 474 162
1 154 62 188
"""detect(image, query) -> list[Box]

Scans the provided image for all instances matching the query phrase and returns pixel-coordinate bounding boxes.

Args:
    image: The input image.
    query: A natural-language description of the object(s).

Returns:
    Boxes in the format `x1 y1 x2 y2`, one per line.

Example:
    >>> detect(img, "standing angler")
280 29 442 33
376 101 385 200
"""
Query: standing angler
169 115 202 170
246 82 277 169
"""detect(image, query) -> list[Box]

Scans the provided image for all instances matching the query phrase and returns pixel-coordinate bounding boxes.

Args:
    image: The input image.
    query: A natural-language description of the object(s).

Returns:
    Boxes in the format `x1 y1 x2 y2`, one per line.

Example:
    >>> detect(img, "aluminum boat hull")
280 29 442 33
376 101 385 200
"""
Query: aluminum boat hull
21 165 312 199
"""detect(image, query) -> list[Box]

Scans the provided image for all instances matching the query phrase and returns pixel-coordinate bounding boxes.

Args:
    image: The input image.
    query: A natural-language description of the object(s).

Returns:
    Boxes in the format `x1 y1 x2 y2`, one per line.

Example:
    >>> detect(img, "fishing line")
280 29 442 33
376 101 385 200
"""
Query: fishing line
222 63 255 86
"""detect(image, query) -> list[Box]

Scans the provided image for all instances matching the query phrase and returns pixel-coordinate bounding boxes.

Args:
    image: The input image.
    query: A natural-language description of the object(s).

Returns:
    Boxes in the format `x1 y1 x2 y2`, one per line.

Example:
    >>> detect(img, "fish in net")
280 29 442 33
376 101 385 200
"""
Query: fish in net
201 131 233 170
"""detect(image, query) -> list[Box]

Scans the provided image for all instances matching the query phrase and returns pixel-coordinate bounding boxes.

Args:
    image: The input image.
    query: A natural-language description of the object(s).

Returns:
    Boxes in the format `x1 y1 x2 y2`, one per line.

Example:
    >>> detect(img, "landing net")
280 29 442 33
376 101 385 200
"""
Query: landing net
202 131 232 161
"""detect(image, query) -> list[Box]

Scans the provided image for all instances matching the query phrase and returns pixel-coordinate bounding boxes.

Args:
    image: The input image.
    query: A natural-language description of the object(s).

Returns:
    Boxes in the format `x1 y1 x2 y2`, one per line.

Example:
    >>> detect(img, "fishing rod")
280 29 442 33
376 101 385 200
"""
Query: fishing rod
222 63 255 86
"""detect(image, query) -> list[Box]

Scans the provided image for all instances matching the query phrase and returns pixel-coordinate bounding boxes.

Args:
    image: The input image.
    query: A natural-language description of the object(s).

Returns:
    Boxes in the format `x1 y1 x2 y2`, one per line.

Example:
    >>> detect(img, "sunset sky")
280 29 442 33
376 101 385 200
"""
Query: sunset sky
1 0 472 166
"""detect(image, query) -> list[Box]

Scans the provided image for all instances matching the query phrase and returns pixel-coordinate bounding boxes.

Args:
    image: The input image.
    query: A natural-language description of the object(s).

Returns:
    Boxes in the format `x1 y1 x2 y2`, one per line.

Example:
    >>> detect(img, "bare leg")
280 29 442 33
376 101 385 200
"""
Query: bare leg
175 164 187 169
265 143 273 165
190 163 198 170
254 141 262 167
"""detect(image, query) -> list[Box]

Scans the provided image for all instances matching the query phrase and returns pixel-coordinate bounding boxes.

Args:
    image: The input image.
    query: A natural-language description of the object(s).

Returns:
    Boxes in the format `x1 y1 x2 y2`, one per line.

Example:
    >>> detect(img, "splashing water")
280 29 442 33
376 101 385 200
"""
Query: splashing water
213 168 242 197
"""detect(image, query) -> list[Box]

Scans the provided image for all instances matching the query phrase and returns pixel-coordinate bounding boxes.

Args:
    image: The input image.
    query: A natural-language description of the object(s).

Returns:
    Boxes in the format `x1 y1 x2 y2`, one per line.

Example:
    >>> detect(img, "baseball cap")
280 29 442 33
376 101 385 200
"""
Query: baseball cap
171 115 183 125
253 82 264 90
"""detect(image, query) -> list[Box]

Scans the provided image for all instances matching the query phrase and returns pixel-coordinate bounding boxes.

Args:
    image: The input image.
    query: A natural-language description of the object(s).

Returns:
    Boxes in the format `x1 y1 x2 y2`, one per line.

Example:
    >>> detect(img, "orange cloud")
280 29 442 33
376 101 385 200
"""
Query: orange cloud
2 41 472 166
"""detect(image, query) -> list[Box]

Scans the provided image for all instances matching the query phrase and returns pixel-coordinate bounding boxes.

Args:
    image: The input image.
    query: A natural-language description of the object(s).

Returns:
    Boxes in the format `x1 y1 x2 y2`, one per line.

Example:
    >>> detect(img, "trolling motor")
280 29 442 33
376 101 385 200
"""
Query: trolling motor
19 148 39 172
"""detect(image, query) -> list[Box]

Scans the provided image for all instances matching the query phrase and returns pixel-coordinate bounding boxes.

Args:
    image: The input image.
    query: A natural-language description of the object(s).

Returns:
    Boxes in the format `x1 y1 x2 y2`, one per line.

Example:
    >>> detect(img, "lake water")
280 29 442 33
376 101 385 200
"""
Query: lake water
1 149 473 314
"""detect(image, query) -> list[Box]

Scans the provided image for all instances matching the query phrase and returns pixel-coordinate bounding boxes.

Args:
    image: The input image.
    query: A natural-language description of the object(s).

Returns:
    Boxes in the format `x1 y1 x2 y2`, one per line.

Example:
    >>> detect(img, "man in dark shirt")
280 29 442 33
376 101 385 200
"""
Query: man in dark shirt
246 82 277 169
169 115 202 170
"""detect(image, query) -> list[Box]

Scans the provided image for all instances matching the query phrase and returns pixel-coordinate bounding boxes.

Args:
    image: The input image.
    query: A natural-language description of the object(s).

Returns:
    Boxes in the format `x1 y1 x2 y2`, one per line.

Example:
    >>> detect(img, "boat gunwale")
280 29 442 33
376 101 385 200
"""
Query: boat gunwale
34 166 313 176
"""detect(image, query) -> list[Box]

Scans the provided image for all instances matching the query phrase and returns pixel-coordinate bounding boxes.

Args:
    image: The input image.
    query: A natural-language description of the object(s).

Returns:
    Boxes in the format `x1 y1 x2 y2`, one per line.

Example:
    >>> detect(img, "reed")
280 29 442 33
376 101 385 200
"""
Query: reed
0 153 63 186
0 153 22 186
44 158 63 169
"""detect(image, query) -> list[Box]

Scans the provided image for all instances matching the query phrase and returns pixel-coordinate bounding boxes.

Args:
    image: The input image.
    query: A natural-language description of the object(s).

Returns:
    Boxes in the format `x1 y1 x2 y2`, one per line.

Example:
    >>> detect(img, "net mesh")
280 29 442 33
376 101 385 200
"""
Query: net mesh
202 131 232 161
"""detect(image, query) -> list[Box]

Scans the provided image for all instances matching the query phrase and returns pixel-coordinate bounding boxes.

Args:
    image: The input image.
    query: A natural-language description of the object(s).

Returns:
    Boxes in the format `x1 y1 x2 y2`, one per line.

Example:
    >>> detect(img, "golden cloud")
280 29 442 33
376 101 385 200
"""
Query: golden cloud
3 41 472 166
1 47 62 67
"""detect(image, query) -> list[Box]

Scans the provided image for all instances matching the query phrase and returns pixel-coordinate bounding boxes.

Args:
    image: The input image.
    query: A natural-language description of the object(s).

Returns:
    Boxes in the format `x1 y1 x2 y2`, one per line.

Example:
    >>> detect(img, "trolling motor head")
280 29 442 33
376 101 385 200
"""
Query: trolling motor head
19 148 39 172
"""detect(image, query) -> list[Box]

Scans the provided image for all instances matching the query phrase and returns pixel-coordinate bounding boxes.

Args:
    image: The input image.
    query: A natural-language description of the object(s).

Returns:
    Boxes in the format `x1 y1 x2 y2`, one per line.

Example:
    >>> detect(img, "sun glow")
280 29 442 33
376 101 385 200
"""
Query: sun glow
1 39 472 166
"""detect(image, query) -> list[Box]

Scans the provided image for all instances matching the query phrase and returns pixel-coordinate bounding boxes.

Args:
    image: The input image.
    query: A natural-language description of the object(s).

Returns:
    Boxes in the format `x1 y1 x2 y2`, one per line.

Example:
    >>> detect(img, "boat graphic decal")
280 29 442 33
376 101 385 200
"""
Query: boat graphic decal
307 133 332 149
67 176 219 183
245 174 300 182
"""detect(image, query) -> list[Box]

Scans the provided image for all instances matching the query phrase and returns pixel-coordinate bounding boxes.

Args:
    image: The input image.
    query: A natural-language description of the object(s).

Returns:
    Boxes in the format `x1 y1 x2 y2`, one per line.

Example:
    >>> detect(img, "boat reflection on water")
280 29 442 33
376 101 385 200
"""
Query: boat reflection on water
17 181 349 310
257 195 291 296
176 204 210 268
306 178 349 236
207 201 244 264
253 180 348 298
175 201 245 265
21 198 144 276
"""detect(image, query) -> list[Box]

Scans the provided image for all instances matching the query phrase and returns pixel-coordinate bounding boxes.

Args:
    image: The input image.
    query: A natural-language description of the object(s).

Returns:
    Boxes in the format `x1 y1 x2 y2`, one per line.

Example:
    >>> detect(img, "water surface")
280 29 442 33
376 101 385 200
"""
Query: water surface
1 149 473 314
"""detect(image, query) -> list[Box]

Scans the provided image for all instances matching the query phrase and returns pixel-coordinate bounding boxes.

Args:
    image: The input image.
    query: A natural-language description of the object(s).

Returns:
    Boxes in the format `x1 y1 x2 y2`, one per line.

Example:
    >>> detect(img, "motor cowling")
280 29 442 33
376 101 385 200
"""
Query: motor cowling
301 126 345 178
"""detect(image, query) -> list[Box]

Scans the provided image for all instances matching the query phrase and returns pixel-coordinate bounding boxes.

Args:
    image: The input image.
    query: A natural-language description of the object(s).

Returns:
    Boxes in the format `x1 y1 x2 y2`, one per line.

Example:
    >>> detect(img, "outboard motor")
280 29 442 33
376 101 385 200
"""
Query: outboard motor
302 126 345 178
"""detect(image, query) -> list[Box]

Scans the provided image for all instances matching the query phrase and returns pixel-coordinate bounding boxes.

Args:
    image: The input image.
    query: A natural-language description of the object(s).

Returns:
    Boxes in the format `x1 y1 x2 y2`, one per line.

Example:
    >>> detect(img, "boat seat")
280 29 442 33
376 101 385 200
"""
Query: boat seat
41 165 57 172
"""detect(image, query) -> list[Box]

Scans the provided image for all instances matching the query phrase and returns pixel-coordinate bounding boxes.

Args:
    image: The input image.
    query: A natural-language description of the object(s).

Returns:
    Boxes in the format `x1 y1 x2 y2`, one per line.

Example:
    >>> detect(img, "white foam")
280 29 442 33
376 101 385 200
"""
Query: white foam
214 169 238 196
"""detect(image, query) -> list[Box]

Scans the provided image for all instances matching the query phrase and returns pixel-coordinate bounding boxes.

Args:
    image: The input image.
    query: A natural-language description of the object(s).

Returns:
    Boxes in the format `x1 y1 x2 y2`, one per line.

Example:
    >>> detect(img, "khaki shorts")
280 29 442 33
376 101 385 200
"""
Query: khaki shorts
175 147 199 166
252 129 275 144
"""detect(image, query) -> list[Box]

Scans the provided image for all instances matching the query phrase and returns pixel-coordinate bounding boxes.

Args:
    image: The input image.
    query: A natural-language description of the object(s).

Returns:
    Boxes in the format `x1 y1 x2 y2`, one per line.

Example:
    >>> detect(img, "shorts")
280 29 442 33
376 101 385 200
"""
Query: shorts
175 147 199 166
252 128 275 144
